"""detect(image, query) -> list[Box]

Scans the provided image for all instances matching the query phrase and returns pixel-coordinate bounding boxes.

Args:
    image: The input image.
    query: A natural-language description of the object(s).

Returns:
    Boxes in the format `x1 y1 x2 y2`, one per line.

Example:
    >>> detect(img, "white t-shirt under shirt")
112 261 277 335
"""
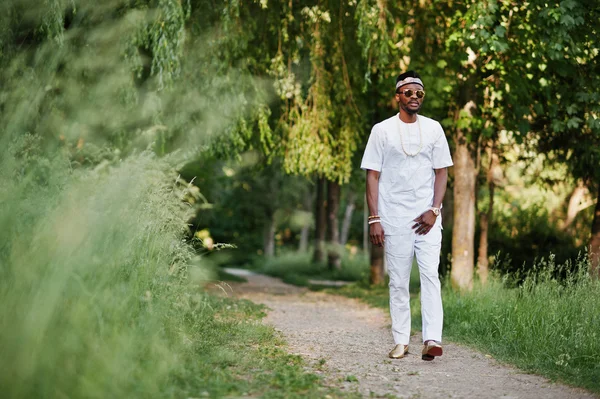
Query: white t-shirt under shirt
361 113 453 235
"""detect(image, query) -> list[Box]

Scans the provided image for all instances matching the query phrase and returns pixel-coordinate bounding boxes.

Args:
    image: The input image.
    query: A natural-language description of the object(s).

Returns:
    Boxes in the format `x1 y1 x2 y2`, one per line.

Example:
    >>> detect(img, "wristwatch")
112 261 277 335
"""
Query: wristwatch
429 207 440 216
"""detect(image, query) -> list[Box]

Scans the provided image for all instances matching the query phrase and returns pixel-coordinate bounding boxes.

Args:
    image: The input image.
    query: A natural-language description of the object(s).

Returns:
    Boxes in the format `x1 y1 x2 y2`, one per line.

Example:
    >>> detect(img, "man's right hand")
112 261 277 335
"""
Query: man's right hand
369 222 385 247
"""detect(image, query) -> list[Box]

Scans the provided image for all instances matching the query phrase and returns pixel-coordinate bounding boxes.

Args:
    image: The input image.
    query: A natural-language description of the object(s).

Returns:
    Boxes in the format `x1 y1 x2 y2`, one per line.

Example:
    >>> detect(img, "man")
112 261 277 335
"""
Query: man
361 71 453 361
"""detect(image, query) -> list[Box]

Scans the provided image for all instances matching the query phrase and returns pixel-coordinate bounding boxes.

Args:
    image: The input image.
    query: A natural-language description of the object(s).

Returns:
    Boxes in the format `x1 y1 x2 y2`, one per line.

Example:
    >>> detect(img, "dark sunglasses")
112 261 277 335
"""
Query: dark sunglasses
398 89 426 99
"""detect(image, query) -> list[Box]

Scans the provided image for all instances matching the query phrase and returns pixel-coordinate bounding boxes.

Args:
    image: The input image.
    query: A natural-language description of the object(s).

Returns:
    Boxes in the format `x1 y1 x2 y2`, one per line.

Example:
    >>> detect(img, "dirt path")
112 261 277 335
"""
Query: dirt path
217 269 596 399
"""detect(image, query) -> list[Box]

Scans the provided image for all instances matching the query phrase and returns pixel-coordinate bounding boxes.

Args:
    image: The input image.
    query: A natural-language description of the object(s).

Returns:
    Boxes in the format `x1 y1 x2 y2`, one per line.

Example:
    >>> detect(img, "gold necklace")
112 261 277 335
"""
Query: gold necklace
399 116 423 157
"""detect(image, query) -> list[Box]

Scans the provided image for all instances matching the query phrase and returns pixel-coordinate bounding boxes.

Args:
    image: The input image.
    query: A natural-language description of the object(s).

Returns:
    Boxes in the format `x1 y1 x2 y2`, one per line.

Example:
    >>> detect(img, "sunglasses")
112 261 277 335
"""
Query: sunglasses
398 89 426 99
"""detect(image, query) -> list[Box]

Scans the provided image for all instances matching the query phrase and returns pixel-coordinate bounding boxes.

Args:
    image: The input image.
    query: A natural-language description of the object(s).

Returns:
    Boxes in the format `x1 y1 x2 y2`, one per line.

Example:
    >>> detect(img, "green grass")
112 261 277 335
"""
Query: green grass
252 250 370 287
0 147 357 398
164 293 359 399
442 259 600 393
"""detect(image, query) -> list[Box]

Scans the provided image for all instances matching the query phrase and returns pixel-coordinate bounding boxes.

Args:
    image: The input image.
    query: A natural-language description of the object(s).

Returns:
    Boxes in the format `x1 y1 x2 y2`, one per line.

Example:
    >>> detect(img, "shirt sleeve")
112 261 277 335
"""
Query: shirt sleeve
360 125 384 172
432 123 453 169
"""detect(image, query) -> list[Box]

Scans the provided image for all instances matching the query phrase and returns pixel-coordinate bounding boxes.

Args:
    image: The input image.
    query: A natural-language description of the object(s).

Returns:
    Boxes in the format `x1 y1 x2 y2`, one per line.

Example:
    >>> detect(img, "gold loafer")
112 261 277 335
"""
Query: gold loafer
389 344 409 359
421 341 443 361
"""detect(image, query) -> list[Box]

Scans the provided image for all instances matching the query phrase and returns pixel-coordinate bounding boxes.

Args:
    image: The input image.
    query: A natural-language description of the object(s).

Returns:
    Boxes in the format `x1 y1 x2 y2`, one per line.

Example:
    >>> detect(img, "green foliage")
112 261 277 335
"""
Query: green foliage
355 0 394 86
207 0 370 183
39 0 67 44
180 154 313 260
0 142 199 397
135 0 191 89
488 206 582 275
528 0 600 184
0 0 270 164
0 148 352 397
474 145 593 275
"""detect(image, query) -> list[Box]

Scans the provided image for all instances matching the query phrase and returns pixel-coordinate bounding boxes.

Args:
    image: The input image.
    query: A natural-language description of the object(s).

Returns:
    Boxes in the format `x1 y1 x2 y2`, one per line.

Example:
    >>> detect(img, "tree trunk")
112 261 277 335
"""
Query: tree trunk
439 166 454 277
298 189 312 253
370 243 385 285
476 211 491 284
340 190 356 246
476 143 498 284
590 184 600 278
313 176 327 263
263 215 276 257
327 179 342 270
564 181 587 230
451 127 477 291
298 223 310 253
442 169 454 230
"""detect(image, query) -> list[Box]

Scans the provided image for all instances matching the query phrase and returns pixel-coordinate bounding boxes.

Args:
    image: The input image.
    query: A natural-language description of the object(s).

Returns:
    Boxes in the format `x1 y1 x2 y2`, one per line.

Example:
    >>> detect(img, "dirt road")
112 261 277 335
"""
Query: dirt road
218 269 596 399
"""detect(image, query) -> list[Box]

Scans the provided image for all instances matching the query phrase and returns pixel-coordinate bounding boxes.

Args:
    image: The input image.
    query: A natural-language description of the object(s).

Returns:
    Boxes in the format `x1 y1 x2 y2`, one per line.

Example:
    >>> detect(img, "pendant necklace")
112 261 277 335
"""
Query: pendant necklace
399 115 423 157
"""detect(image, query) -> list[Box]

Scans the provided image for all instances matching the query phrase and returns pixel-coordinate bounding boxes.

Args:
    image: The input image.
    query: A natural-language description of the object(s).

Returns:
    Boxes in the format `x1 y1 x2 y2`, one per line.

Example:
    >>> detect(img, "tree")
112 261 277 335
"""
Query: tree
354 0 600 288
207 1 372 268
201 0 600 278
525 0 600 276
477 140 503 283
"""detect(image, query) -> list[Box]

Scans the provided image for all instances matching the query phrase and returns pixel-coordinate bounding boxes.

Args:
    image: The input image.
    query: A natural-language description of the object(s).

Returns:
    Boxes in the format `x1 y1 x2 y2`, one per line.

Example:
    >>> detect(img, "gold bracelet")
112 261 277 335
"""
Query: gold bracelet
368 215 380 220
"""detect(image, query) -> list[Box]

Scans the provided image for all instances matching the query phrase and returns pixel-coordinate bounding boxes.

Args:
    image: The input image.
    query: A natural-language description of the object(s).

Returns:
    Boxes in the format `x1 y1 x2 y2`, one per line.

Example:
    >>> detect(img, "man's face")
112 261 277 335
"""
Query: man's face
395 83 425 115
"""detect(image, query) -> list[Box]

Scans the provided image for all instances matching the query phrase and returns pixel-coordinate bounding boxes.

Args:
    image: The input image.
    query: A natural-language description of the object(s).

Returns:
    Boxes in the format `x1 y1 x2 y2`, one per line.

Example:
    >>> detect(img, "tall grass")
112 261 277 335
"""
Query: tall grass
0 142 354 398
0 145 199 397
443 256 600 392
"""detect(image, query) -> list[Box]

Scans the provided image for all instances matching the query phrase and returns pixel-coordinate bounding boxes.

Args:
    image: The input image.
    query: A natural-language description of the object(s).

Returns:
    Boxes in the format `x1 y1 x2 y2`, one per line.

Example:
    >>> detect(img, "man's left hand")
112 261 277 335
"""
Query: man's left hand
412 210 437 235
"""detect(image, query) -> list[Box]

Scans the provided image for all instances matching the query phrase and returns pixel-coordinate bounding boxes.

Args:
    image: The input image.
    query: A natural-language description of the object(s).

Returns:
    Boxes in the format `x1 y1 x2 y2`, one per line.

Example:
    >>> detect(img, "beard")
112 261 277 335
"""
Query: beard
401 102 421 115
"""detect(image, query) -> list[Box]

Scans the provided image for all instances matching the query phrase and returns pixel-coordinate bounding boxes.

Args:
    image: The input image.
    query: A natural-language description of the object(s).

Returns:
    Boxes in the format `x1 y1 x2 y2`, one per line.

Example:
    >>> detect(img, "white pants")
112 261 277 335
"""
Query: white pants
385 224 443 345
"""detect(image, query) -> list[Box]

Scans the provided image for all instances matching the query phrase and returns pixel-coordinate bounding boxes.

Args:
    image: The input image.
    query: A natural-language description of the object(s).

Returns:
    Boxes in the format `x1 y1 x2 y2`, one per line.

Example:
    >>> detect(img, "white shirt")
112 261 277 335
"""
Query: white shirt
361 113 453 235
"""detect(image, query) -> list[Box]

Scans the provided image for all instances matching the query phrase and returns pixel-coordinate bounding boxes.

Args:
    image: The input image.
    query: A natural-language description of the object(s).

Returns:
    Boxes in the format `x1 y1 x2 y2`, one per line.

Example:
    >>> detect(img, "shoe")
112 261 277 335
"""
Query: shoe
389 344 409 359
421 340 443 361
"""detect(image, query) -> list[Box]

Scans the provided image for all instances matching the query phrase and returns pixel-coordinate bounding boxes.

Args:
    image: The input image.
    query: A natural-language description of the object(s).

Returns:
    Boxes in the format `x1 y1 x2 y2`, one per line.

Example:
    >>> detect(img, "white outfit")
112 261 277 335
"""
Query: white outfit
361 113 453 345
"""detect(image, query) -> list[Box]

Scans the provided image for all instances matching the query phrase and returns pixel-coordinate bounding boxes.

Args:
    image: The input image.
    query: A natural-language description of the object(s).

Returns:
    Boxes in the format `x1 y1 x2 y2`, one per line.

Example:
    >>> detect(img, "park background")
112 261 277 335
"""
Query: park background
0 0 599 398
